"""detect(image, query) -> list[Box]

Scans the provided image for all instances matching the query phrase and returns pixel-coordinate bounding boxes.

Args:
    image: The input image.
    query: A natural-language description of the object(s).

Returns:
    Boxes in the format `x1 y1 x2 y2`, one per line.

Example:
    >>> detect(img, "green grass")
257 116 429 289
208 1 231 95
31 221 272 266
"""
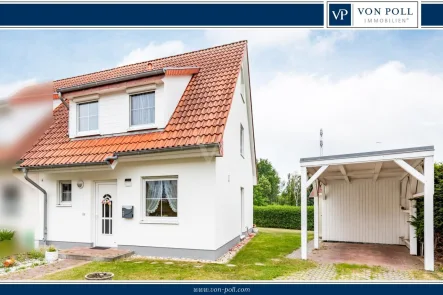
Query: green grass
43 228 315 280
334 263 384 280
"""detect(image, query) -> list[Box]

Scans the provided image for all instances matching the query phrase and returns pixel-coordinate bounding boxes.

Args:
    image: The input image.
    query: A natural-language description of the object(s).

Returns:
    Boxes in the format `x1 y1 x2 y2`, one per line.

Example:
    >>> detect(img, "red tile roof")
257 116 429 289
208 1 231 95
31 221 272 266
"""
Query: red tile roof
20 41 247 168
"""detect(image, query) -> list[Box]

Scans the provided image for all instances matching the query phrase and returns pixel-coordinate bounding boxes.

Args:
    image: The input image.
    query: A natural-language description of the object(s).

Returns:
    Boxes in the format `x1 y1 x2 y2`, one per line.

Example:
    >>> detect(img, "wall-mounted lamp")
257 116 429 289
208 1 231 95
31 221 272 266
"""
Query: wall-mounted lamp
125 178 132 187
77 180 84 189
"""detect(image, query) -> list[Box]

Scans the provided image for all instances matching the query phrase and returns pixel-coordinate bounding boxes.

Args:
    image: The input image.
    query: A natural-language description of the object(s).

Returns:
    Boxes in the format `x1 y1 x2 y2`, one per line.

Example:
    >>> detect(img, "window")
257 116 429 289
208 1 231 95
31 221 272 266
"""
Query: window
240 67 246 103
77 101 98 132
144 179 177 219
59 181 72 205
1 184 20 217
131 92 155 126
240 124 244 157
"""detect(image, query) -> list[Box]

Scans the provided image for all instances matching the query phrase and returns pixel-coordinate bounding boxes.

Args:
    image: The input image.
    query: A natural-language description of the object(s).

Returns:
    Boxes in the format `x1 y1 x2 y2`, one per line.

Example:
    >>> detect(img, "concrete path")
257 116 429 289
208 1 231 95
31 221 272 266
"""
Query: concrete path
0 259 90 280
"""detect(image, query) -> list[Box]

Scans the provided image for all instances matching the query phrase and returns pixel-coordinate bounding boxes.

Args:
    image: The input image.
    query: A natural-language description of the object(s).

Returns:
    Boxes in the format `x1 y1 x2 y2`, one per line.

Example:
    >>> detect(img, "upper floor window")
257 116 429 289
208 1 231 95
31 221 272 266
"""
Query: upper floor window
78 101 98 132
240 67 246 103
131 92 155 126
240 124 245 157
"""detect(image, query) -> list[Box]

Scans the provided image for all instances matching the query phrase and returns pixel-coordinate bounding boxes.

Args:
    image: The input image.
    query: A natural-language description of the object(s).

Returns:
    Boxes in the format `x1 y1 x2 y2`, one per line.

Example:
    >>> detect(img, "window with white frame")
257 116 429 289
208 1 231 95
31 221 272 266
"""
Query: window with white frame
58 181 72 205
131 92 155 126
77 101 98 132
240 124 245 157
240 66 246 103
1 183 20 216
144 178 177 218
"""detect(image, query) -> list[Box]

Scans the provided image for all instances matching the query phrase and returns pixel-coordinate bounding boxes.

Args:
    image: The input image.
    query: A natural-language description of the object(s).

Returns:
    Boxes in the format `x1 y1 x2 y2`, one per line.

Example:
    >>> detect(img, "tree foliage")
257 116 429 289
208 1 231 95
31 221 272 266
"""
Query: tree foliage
410 163 443 259
278 173 301 206
253 159 281 205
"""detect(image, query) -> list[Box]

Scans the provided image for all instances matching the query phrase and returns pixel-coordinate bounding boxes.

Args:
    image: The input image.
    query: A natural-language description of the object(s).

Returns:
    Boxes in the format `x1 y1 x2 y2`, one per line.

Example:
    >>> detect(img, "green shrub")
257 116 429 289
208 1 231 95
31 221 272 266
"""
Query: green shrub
0 229 15 242
28 248 45 260
47 245 57 252
253 205 314 230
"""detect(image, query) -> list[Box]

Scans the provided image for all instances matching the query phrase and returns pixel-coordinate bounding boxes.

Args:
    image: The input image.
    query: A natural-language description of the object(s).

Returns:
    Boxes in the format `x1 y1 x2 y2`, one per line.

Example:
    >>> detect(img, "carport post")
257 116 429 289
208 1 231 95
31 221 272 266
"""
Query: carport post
424 156 434 271
301 166 308 260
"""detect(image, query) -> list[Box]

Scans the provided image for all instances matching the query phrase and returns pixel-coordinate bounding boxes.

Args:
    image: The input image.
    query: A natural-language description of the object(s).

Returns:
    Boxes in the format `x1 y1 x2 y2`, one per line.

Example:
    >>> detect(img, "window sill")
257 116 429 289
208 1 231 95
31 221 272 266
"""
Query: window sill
76 130 100 138
56 203 72 207
127 124 157 132
140 218 179 225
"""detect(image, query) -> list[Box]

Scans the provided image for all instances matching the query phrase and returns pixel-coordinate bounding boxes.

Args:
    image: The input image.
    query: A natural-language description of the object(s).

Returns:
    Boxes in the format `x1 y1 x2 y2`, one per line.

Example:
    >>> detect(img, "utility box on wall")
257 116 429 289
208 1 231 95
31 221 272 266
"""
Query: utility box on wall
122 206 134 219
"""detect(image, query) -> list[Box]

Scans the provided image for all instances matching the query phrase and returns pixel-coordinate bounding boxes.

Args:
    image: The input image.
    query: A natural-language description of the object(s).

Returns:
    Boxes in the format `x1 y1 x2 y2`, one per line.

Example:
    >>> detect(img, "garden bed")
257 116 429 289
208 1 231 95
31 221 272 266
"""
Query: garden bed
0 248 48 277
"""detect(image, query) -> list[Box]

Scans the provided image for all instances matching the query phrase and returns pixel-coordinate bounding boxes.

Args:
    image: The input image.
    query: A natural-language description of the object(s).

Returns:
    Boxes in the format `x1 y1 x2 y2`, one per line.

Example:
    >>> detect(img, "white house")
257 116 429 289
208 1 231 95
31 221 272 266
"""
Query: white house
14 41 257 261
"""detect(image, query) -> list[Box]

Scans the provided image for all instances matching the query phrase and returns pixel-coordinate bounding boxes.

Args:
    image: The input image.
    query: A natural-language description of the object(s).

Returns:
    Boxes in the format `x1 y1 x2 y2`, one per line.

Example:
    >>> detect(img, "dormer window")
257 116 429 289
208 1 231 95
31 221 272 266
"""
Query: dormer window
130 92 155 126
77 101 98 132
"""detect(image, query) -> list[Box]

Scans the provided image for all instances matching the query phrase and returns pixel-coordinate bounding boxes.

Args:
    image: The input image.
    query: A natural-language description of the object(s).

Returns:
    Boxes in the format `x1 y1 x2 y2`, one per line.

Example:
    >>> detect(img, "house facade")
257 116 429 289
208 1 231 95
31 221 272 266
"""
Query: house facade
15 41 257 260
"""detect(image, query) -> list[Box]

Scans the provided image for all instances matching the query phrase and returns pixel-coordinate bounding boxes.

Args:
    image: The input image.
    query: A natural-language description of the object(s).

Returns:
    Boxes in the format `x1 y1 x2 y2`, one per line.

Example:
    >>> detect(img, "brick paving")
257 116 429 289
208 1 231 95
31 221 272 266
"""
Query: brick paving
276 263 419 281
288 240 422 270
0 259 89 280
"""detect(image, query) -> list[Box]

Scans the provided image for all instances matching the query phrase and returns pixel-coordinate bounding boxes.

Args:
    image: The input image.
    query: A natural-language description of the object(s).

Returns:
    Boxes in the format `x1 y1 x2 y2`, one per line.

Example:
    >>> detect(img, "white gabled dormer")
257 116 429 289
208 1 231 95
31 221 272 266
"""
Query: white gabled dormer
65 67 196 139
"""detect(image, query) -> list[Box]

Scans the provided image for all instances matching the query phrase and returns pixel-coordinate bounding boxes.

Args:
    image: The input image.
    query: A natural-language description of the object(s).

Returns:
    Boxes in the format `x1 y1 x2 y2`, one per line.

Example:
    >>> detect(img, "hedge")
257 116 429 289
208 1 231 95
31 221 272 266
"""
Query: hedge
253 205 314 230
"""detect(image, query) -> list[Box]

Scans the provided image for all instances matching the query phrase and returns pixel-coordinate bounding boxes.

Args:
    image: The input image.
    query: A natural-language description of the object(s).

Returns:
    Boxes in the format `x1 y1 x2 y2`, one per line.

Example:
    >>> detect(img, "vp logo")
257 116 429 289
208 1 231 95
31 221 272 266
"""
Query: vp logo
329 3 352 26
332 9 348 20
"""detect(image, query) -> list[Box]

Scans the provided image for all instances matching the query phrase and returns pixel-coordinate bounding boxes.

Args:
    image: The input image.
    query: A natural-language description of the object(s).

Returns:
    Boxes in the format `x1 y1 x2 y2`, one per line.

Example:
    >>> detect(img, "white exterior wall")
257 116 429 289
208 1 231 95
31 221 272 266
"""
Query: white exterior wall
35 158 218 250
214 55 254 248
322 179 409 244
68 75 191 138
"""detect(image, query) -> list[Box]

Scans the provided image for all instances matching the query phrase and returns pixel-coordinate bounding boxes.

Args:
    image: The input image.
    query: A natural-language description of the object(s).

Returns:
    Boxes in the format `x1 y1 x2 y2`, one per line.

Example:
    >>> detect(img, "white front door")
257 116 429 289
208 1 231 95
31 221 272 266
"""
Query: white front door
95 182 117 247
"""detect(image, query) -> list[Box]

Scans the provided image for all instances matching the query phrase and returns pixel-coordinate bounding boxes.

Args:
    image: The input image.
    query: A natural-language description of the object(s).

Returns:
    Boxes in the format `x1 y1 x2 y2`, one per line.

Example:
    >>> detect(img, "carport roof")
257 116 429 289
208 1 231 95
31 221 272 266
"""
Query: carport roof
300 146 434 163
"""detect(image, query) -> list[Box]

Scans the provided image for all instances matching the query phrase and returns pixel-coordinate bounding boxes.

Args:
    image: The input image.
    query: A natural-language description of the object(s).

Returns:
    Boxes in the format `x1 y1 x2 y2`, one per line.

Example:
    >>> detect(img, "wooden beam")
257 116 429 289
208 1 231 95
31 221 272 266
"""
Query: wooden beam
400 159 423 181
373 162 382 182
394 159 426 184
338 165 350 183
307 165 329 187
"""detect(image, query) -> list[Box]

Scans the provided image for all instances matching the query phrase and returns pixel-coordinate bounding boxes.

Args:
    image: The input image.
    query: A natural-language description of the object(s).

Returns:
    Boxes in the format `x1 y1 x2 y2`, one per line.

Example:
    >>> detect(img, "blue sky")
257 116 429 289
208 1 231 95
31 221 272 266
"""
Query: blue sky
2 29 443 175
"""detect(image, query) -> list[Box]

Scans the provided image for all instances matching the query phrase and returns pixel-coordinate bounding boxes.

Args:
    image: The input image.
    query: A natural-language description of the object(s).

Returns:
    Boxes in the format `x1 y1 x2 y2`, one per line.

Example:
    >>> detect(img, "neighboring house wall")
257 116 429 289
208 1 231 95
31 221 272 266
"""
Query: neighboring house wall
35 158 218 253
68 76 191 138
214 55 254 248
322 179 409 245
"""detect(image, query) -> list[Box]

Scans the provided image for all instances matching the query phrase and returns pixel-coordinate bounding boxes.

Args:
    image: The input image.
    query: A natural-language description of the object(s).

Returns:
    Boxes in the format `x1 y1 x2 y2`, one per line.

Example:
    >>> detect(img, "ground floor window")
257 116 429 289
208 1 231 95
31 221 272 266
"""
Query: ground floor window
144 178 178 218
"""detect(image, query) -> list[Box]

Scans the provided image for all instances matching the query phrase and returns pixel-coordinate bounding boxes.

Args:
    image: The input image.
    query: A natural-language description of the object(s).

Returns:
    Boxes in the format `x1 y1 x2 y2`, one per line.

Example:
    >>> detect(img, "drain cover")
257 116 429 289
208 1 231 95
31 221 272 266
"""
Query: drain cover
90 247 110 250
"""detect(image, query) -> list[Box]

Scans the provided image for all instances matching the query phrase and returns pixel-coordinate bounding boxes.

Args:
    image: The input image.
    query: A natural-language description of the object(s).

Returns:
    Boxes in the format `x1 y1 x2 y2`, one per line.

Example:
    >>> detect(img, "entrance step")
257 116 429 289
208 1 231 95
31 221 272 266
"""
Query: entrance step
59 247 134 262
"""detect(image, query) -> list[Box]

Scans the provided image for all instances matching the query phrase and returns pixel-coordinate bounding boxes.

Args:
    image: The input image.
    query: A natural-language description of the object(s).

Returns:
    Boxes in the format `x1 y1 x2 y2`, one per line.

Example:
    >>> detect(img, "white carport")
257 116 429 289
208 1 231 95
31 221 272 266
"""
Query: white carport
300 146 435 271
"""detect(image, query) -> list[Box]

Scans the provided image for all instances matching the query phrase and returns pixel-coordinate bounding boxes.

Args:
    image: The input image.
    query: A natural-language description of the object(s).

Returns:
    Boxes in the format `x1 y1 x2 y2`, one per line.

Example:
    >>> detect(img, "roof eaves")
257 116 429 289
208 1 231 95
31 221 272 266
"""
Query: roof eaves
300 146 435 163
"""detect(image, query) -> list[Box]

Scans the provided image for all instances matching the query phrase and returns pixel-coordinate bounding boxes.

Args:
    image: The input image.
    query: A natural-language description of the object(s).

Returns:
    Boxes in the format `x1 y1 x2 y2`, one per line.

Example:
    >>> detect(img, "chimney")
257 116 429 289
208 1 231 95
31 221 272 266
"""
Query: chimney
147 63 153 71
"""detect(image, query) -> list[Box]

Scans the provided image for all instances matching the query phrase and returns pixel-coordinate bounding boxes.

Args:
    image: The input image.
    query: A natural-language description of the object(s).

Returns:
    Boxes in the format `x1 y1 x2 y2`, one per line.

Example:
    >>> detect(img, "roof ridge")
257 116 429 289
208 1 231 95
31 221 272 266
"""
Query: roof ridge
55 40 247 83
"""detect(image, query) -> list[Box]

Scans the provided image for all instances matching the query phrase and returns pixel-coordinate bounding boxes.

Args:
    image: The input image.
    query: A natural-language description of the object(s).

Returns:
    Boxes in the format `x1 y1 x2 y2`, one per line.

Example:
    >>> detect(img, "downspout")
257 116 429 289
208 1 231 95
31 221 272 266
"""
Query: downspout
22 168 47 246
54 92 69 109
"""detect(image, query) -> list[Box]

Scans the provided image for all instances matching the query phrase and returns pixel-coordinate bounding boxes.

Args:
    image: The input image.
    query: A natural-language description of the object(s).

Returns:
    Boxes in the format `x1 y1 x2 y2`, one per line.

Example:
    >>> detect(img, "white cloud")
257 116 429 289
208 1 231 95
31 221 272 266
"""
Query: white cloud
0 79 36 102
119 40 186 66
253 61 443 176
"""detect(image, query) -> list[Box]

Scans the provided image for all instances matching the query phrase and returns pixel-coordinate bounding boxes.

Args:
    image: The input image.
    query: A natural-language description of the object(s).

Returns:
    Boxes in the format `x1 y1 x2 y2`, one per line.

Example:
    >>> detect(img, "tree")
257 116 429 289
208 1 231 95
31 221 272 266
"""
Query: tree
253 175 271 206
278 173 301 206
410 163 443 259
256 159 281 204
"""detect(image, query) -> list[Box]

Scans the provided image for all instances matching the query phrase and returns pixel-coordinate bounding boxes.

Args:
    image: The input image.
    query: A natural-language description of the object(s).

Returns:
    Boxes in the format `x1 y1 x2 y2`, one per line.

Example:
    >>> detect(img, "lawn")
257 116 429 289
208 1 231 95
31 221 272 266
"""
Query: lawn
43 228 315 280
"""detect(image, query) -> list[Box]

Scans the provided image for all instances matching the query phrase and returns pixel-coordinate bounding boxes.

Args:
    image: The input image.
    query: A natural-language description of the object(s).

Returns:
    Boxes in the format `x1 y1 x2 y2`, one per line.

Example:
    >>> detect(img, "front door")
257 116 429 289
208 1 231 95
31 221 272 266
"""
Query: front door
95 182 117 247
